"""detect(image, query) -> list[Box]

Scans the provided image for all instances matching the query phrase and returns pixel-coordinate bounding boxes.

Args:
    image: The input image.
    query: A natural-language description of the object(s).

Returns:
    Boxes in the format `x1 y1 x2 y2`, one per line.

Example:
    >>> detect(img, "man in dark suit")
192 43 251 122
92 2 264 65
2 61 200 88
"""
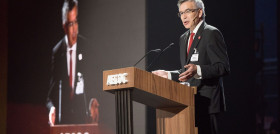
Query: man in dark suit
153 0 230 134
46 0 99 125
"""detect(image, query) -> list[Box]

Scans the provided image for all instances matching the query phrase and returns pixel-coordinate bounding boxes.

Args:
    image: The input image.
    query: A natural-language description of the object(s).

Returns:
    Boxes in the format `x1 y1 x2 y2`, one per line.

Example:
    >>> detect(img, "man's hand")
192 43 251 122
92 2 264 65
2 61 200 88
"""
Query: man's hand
49 106 56 126
90 98 99 125
152 70 168 78
179 64 197 82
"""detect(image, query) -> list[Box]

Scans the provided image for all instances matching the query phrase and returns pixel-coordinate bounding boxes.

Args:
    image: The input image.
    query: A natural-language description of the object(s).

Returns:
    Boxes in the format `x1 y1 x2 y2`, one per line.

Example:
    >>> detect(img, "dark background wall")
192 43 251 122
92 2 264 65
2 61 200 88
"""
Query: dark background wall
278 0 280 128
254 0 279 133
0 0 8 133
7 1 63 132
146 0 256 134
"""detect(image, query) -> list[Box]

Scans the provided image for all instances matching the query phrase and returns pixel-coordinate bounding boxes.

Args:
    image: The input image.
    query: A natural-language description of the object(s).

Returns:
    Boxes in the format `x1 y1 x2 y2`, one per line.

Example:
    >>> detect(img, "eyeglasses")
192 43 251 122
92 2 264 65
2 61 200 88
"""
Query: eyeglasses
66 20 78 27
178 9 200 17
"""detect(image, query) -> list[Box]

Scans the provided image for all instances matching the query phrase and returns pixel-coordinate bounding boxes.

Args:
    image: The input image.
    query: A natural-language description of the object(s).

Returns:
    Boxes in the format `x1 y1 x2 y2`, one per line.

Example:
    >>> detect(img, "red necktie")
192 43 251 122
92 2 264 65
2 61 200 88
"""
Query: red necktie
69 50 74 99
187 33 195 55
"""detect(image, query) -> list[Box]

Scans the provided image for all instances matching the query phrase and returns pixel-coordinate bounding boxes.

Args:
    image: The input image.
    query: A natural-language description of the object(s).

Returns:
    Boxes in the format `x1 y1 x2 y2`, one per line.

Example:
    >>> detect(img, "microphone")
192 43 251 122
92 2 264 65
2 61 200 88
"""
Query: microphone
193 16 198 22
192 13 198 22
58 80 62 123
78 34 88 40
146 43 175 70
133 49 161 67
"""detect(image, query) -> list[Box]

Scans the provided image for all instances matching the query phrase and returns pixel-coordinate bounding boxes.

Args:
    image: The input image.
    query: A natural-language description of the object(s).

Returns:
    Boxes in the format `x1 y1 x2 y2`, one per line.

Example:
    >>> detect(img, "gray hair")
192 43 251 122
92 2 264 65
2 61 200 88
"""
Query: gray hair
177 0 206 20
62 0 78 25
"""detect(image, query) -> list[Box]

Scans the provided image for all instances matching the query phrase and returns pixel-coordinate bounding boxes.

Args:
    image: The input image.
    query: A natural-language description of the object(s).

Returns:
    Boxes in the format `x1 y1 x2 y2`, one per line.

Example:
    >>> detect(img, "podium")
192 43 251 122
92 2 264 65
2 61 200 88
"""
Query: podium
103 67 197 134
50 124 99 134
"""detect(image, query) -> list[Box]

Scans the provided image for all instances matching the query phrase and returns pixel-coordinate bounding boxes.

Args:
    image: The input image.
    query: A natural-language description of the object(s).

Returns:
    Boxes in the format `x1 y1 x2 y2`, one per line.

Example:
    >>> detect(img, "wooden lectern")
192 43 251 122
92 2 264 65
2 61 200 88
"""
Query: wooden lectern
103 67 197 134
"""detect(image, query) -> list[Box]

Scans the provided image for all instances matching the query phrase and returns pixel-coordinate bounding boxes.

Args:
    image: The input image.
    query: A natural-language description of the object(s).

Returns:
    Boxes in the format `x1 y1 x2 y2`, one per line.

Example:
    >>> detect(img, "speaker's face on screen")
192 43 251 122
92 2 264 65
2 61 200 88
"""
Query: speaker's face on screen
64 6 79 47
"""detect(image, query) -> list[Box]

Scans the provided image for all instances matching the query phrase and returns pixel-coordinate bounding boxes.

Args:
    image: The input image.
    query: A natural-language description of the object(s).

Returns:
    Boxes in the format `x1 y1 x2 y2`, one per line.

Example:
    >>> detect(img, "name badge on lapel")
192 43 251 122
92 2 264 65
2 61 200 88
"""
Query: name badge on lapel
75 72 84 94
190 48 199 62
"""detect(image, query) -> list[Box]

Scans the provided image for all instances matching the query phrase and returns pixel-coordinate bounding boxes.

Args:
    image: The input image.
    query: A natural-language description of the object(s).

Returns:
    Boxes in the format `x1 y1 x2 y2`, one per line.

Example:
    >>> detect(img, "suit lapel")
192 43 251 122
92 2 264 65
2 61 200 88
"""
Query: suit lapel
74 38 84 91
60 39 68 79
74 43 81 90
57 39 71 93
186 22 206 64
180 31 190 67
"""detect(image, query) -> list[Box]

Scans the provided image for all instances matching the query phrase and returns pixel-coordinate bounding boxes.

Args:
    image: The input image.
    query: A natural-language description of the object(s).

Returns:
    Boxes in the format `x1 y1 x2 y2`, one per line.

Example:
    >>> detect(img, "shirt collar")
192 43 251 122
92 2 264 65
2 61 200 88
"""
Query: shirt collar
65 35 77 51
191 20 203 34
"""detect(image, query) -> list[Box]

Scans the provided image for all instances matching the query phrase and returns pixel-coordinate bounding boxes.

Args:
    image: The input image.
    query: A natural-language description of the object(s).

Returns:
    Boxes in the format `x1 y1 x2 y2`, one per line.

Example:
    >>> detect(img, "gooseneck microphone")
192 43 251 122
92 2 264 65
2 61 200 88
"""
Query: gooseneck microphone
134 49 162 67
192 15 198 22
146 43 175 70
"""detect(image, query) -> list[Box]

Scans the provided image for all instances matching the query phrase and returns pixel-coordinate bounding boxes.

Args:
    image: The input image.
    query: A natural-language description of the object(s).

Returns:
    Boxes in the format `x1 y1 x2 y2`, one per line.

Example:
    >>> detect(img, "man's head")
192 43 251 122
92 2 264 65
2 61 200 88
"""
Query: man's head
62 0 78 47
177 0 205 31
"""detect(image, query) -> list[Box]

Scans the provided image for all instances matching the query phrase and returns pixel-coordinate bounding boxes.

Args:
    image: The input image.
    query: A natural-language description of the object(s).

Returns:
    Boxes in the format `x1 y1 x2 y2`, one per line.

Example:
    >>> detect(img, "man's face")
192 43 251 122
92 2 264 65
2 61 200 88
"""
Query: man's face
63 6 78 47
179 1 202 31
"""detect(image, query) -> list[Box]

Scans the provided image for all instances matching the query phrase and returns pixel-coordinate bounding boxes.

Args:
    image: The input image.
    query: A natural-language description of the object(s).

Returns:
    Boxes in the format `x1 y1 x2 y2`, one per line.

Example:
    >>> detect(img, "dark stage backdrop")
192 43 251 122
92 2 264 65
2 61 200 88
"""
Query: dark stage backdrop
0 0 8 133
146 0 256 134
7 0 146 134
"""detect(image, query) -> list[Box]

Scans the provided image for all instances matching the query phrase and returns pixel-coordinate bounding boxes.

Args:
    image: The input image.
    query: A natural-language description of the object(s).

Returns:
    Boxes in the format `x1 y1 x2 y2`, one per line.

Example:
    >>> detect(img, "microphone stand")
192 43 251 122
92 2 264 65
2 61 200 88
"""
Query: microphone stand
133 49 161 67
146 43 174 71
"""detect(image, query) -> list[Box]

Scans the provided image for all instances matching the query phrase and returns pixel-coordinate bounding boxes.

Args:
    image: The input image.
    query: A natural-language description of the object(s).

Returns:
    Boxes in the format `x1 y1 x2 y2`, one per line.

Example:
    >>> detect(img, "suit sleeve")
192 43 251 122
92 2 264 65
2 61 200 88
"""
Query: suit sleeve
46 52 56 112
171 71 179 82
170 69 184 82
200 29 230 79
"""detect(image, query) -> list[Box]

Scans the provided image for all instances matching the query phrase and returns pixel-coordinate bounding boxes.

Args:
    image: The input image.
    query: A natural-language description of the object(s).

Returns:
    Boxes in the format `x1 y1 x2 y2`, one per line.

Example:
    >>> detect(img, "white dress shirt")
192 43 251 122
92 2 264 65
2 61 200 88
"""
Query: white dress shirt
65 35 77 89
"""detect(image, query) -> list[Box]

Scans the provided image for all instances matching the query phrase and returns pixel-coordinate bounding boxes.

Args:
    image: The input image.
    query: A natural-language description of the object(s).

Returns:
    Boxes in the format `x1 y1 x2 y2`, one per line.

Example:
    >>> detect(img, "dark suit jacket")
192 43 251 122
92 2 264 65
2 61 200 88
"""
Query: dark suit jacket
46 36 89 124
171 21 230 114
